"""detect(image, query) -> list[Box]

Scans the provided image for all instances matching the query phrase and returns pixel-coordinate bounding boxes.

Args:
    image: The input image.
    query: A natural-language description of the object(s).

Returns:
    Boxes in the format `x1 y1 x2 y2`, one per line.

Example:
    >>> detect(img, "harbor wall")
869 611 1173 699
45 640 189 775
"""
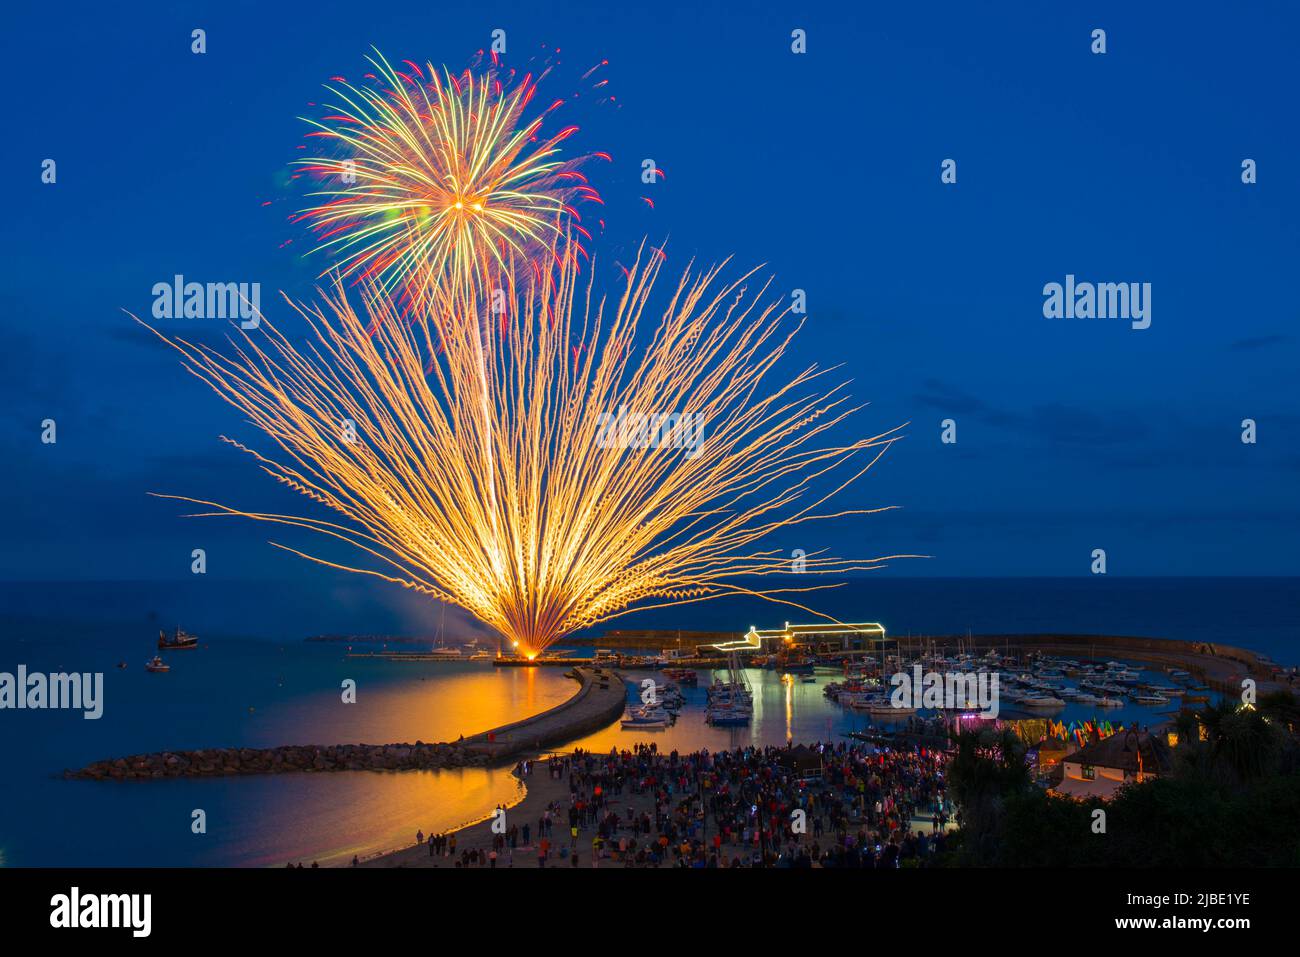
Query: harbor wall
67 667 628 780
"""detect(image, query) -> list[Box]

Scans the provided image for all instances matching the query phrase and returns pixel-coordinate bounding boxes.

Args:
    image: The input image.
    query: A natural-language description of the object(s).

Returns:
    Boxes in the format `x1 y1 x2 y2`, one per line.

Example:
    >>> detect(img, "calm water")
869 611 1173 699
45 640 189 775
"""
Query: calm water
1 577 1296 866
0 636 572 867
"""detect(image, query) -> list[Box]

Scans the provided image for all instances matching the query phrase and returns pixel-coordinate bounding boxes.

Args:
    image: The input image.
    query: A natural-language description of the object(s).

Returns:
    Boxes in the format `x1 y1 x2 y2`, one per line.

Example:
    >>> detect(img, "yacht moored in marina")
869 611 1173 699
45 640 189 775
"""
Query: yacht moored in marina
621 705 672 729
1132 694 1172 706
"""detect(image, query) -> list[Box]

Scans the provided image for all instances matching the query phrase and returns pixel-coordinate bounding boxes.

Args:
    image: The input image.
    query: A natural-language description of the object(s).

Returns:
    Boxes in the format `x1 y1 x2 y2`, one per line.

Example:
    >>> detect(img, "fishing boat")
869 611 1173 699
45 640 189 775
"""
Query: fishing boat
775 655 816 675
158 627 199 650
145 655 170 673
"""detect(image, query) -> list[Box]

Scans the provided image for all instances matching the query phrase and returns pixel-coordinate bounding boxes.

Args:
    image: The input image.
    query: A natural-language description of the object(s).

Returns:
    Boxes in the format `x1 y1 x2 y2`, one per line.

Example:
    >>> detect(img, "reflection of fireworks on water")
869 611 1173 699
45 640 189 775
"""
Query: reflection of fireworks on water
293 48 603 309
144 240 909 657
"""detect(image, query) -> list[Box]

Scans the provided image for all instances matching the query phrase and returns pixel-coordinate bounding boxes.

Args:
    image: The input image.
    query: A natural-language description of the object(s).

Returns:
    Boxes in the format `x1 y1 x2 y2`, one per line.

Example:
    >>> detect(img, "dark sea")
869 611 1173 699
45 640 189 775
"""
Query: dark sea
1 576 1296 866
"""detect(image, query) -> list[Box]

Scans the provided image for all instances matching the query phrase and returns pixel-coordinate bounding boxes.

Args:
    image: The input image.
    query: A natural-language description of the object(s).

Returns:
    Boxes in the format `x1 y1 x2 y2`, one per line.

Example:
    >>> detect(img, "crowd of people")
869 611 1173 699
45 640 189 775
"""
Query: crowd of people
405 741 956 868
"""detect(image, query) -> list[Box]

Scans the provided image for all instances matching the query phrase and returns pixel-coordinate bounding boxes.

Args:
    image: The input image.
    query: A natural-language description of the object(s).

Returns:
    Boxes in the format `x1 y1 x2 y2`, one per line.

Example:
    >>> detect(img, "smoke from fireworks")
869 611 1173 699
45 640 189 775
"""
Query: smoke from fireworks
144 240 908 656
293 49 601 310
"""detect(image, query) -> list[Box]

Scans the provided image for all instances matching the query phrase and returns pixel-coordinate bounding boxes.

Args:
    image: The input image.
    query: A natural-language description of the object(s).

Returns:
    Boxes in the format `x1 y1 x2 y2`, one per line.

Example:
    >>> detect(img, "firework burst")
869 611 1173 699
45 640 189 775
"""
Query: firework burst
144 240 910 657
293 49 600 310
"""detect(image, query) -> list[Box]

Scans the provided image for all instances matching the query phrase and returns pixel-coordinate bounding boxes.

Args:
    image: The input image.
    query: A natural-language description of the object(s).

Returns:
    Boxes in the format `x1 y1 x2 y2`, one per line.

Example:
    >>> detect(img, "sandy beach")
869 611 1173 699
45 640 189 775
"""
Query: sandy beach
357 759 570 867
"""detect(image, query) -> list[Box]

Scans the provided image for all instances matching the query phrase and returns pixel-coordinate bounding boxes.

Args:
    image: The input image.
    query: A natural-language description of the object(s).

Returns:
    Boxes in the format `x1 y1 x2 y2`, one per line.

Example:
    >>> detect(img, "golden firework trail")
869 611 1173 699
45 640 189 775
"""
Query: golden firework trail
144 241 909 657
293 49 600 310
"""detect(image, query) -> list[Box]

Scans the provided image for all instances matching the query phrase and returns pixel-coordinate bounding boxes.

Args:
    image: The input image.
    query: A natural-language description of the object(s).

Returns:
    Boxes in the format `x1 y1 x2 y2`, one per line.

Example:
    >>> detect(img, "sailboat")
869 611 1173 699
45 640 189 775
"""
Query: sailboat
706 649 753 725
428 602 462 656
867 641 915 716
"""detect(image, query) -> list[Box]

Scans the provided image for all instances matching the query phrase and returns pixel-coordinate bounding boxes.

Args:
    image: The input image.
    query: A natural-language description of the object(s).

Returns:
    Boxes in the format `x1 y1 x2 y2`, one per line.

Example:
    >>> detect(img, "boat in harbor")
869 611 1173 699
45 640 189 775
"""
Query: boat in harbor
1141 683 1180 695
145 655 170 673
774 655 816 674
158 627 199 650
838 691 877 710
1095 696 1123 707
621 705 672 729
1017 693 1066 710
705 703 752 726
868 696 916 716
1132 694 1171 706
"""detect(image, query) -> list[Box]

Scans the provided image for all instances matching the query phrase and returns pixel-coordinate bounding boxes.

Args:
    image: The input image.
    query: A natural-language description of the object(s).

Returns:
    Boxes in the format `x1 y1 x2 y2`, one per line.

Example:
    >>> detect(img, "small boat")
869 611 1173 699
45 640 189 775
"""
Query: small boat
1095 696 1123 707
776 657 816 675
429 647 462 657
145 656 170 673
868 698 916 716
799 674 816 683
1018 694 1066 710
621 705 671 729
158 627 199 651
706 707 751 726
663 668 698 684
116 661 128 670
467 650 492 660
1132 694 1171 706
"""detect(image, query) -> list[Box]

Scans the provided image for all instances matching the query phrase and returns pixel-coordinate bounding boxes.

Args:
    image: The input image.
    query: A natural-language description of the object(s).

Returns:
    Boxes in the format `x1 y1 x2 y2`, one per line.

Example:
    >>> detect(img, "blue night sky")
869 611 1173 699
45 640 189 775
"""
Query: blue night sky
3 1 1298 582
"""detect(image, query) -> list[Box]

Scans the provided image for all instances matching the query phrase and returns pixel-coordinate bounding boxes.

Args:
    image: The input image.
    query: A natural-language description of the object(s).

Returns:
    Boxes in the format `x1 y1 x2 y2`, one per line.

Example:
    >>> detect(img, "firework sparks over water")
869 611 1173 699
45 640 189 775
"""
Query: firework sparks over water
293 48 601 310
144 239 909 657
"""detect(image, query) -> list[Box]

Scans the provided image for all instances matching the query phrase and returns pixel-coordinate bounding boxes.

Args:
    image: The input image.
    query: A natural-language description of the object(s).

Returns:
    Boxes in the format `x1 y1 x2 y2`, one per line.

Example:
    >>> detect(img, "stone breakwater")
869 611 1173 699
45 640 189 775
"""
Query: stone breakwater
65 740 489 780
64 667 628 781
